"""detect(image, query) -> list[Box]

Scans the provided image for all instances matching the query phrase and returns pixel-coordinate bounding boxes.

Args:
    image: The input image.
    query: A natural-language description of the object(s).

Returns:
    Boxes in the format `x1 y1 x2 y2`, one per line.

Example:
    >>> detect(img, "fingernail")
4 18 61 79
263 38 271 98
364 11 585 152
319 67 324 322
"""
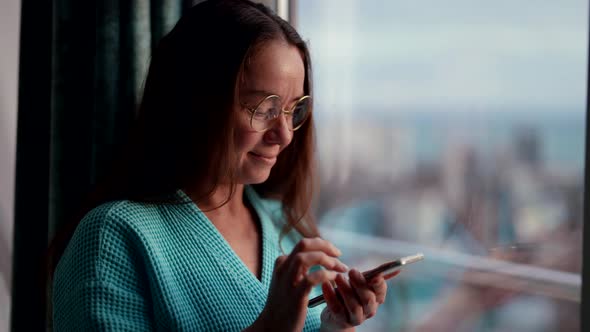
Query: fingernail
339 262 349 271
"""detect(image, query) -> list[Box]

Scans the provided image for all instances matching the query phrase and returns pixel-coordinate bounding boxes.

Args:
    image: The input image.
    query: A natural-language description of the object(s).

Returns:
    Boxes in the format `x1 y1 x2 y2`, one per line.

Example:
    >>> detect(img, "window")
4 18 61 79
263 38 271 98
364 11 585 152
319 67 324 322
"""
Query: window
296 1 588 331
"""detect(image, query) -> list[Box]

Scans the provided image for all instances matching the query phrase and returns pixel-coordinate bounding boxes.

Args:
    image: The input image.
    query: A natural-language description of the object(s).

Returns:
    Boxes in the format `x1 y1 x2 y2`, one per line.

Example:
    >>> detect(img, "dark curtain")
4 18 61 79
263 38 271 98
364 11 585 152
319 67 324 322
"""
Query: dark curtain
11 0 196 330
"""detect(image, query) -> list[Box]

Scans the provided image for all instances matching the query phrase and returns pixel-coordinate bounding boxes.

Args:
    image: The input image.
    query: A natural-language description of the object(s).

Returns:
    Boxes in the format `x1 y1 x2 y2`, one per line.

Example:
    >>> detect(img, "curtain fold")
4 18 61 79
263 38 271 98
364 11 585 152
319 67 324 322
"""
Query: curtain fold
12 0 190 330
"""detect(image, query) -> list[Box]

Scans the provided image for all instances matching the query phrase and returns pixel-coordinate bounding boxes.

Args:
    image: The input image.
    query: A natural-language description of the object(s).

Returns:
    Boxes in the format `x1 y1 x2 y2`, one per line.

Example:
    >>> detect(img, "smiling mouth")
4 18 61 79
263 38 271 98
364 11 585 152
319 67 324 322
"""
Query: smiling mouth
248 152 277 163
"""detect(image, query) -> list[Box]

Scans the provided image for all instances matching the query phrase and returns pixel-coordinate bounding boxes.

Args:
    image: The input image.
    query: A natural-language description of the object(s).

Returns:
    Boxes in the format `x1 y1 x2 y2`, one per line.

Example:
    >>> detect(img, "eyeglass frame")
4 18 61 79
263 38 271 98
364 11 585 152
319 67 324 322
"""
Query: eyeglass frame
240 94 312 132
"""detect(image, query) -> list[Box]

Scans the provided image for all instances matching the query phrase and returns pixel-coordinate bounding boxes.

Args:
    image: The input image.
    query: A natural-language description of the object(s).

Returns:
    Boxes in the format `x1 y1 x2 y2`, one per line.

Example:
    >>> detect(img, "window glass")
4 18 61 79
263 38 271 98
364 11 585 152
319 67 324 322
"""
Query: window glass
297 1 587 331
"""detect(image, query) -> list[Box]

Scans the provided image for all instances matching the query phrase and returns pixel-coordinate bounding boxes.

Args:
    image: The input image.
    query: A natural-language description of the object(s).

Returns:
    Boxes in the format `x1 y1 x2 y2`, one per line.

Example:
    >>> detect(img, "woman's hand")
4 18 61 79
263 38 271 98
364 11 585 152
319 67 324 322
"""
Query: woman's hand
249 237 349 332
319 269 399 331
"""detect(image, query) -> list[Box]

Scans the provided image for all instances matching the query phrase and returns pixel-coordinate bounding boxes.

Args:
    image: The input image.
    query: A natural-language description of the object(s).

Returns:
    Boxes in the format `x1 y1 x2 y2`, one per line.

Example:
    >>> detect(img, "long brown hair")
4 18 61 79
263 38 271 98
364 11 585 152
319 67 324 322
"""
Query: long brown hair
48 0 319 275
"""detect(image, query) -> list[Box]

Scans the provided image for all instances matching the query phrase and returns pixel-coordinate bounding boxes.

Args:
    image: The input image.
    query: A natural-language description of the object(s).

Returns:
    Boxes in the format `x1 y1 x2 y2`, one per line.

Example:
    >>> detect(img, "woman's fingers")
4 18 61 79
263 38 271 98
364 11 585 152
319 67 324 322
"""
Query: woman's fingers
383 270 401 280
292 251 348 272
283 238 348 286
288 251 348 285
322 281 345 316
290 237 342 258
368 275 388 304
274 255 288 269
331 269 390 325
350 269 379 318
335 273 363 326
296 269 341 293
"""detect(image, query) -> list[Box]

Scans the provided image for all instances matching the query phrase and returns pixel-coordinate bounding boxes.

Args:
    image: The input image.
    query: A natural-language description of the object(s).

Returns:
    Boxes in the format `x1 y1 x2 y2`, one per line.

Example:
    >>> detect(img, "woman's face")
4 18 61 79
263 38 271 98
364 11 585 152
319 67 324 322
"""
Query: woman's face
233 40 306 184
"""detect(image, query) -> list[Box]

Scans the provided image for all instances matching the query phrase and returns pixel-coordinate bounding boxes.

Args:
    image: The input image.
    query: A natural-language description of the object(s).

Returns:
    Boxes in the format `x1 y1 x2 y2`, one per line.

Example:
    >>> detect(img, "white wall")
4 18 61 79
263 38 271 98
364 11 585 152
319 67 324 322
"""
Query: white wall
0 0 20 330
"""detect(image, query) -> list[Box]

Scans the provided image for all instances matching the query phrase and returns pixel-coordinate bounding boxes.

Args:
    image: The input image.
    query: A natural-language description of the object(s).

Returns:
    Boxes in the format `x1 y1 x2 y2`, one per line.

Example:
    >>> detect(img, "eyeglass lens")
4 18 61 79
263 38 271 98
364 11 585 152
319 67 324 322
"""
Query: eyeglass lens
251 96 310 131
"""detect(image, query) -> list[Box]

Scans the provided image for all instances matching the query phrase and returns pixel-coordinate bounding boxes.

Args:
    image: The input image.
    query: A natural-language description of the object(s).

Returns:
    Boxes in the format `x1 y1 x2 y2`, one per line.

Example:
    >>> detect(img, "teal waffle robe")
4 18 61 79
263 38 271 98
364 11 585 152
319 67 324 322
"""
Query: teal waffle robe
53 186 325 331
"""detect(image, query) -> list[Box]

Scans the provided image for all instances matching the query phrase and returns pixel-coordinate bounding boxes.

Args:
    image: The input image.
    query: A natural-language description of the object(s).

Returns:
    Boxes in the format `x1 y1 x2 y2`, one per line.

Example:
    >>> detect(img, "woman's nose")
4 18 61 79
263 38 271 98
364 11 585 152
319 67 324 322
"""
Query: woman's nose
264 114 292 145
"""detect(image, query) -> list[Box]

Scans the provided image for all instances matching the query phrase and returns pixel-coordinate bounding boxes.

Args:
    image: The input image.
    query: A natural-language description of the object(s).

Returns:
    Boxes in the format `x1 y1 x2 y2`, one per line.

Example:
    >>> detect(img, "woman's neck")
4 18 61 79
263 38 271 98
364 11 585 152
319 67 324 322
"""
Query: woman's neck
192 184 251 225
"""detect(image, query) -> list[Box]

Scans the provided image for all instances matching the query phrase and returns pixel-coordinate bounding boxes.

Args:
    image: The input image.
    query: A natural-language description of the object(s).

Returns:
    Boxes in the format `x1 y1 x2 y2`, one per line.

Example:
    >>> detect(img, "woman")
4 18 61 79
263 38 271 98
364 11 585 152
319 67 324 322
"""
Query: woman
52 0 391 330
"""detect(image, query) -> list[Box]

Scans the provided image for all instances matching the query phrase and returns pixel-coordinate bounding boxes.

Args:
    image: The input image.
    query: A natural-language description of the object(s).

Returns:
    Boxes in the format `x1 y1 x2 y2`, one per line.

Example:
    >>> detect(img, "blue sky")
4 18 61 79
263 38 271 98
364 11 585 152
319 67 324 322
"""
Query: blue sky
297 0 589 114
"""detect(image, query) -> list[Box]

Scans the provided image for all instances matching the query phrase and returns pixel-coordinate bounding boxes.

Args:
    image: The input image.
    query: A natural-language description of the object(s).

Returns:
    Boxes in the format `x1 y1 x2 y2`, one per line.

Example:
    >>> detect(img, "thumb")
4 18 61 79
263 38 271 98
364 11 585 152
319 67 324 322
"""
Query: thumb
383 270 401 280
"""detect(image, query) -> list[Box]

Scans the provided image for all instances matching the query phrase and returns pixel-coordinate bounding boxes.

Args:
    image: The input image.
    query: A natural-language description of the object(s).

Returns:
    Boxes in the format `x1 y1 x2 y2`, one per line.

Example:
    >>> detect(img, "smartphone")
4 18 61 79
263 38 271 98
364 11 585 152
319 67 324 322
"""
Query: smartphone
308 253 425 308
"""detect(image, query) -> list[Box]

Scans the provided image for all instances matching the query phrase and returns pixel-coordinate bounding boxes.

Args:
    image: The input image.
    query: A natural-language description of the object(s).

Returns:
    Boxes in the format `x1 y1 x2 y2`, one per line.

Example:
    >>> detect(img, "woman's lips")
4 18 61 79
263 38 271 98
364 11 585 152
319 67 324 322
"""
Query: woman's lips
249 152 277 164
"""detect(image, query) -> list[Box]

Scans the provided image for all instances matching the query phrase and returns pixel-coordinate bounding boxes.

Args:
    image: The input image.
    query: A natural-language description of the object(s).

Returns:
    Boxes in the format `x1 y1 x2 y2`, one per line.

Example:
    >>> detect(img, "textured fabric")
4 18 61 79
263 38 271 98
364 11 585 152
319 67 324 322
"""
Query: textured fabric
53 186 325 331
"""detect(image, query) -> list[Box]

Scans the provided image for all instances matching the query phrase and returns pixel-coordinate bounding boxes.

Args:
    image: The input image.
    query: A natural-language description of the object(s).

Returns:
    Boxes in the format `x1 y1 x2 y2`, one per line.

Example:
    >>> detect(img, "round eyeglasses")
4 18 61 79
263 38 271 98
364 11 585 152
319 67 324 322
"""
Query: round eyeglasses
242 95 312 132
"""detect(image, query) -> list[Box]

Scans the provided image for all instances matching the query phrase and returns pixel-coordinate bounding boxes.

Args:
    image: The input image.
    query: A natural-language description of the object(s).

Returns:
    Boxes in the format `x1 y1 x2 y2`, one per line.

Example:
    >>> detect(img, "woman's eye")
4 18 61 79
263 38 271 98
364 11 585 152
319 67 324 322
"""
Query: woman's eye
262 108 280 118
252 108 275 120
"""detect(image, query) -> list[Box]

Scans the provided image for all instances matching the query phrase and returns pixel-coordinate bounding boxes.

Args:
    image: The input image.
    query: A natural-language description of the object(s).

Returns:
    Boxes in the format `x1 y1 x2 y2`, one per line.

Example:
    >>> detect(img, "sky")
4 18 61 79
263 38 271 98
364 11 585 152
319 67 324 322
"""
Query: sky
297 0 589 114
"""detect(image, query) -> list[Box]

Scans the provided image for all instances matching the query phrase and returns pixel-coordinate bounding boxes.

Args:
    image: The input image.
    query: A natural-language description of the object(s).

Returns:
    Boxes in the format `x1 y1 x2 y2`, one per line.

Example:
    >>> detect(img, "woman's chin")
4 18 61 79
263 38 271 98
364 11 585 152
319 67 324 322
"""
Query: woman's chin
241 171 272 184
250 175 271 184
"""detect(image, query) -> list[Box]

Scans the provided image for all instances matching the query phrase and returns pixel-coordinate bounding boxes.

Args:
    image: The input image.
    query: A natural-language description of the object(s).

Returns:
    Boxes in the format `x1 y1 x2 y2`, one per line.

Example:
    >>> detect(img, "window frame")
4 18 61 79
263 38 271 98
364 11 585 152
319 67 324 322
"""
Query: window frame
581 3 590 330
